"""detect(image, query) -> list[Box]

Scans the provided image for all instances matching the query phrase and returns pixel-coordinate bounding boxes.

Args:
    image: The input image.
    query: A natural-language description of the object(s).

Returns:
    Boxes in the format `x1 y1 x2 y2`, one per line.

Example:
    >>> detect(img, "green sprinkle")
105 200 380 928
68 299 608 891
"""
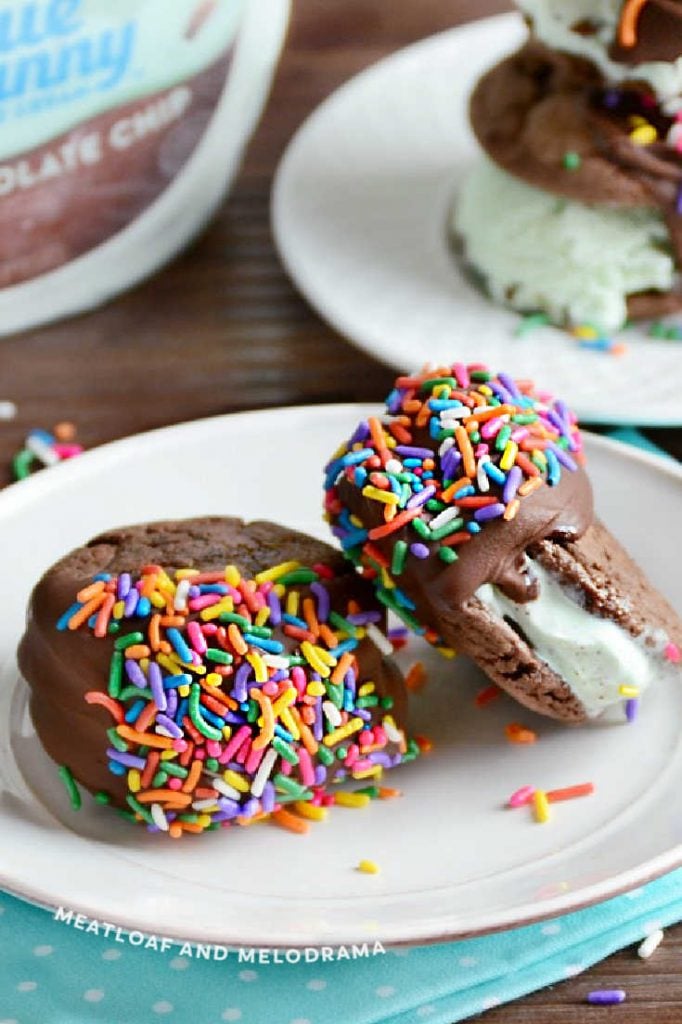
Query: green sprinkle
219 612 252 628
356 696 379 708
317 745 335 766
375 588 423 632
411 517 430 539
419 376 456 391
205 758 219 772
336 746 348 760
118 685 153 702
161 762 189 779
58 765 81 810
470 370 492 382
107 726 128 752
245 625 273 638
107 621 120 634
329 611 358 637
246 699 260 723
425 500 446 513
435 429 455 442
391 540 408 576
429 517 464 542
117 810 139 823
114 631 144 651
12 449 34 481
495 425 512 451
108 650 123 697
177 813 201 823
380 696 394 709
470 431 481 444
95 792 111 805
126 794 154 823
152 771 169 788
272 736 299 765
277 569 319 585
205 648 233 665
439 547 459 564
514 312 551 337
325 680 344 709
189 683 223 740
358 785 380 799
273 773 307 797
563 150 581 170
511 413 538 424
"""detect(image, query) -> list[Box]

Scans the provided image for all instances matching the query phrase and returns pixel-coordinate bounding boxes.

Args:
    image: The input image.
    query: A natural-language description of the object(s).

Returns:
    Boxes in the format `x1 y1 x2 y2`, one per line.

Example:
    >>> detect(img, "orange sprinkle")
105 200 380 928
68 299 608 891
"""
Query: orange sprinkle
331 652 355 686
140 573 158 599
475 685 500 707
68 593 106 630
136 789 191 805
84 691 124 723
125 644 150 659
405 661 427 692
388 421 412 444
504 499 520 521
135 700 158 734
518 476 544 498
77 580 105 603
149 613 162 651
378 786 402 800
547 783 594 803
619 0 648 47
290 707 318 755
466 403 514 423
227 623 248 655
454 425 476 478
441 477 472 502
441 531 472 547
94 593 115 638
116 726 174 749
368 417 390 465
318 623 339 649
368 506 420 540
140 751 160 789
251 688 275 750
456 496 498 508
169 823 183 839
505 723 537 745
159 616 186 628
364 542 390 569
272 808 310 834
415 735 433 754
182 759 203 794
302 597 320 637
515 453 541 477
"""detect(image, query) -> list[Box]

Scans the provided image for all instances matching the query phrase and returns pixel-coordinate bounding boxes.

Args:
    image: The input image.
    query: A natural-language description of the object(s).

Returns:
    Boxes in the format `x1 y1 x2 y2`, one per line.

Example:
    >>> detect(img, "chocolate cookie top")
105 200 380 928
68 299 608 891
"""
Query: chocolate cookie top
18 517 413 838
324 364 592 650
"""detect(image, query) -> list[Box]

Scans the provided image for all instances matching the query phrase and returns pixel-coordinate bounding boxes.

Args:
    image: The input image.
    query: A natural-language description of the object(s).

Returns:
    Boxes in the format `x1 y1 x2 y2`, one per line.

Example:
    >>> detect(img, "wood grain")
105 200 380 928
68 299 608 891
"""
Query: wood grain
0 2 680 1018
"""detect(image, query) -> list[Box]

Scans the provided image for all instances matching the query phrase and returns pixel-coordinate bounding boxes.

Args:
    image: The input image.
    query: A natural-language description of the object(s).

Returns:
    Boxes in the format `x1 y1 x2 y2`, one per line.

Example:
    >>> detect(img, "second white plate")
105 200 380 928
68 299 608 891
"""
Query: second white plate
272 14 682 425
1 406 682 948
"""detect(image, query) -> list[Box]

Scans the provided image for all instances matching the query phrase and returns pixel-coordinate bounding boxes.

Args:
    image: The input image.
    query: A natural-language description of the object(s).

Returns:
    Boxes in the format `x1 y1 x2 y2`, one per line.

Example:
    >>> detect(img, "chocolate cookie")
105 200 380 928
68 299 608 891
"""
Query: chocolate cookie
324 364 682 722
18 517 414 838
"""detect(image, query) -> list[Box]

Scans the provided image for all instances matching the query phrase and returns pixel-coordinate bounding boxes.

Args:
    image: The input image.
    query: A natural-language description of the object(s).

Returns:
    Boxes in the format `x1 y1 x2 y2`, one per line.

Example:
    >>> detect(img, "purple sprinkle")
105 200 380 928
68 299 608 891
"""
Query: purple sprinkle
310 582 330 623
148 662 167 712
166 690 178 717
474 503 506 522
125 659 147 688
188 585 201 599
123 588 139 617
261 781 276 814
502 465 523 504
498 372 521 400
407 484 436 509
677 185 682 216
106 749 147 769
368 752 393 767
490 381 514 404
603 89 621 109
345 667 357 696
117 573 131 600
388 627 409 639
266 589 282 625
232 663 252 703
441 447 462 480
626 698 639 723
587 990 626 1006
348 421 371 446
155 714 183 738
347 611 382 625
356 709 372 722
314 765 327 786
547 442 577 471
395 446 432 459
313 698 324 742
410 543 430 559
241 797 260 818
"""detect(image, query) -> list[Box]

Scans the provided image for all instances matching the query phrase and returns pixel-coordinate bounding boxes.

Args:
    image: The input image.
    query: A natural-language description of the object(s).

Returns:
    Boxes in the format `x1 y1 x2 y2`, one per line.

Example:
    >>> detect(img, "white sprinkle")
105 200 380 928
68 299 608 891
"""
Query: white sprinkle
250 747 278 797
440 406 470 423
638 929 664 960
322 700 342 727
438 437 455 456
26 433 60 467
151 803 169 832
173 578 190 612
476 456 490 493
365 622 393 657
213 778 242 801
385 459 403 475
262 654 289 669
0 400 17 420
383 720 402 743
429 506 461 532
155 725 175 738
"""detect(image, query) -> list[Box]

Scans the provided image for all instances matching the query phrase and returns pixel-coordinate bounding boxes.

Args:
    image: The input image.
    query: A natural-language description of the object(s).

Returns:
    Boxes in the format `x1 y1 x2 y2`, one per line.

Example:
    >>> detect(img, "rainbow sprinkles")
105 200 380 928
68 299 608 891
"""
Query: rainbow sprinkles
56 560 417 838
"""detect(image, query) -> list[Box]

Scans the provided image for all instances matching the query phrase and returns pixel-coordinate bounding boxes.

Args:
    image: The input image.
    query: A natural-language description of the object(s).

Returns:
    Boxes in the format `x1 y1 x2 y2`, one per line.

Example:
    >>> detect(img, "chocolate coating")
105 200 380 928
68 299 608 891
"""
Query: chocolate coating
611 0 682 64
18 517 408 811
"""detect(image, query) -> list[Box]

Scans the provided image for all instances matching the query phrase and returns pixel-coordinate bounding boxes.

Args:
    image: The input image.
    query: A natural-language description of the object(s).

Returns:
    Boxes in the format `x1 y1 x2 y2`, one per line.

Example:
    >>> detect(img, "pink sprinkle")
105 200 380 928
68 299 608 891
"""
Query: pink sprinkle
373 725 387 746
510 427 529 443
206 740 221 758
187 621 207 655
665 642 681 664
481 416 506 439
474 443 489 458
188 594 221 612
245 744 265 774
168 778 183 791
202 623 218 635
53 443 83 458
359 730 374 747
452 362 470 388
344 744 360 767
235 738 251 765
219 725 250 763
195 747 206 761
172 739 188 753
263 680 279 697
508 785 535 808
298 747 315 787
291 666 307 696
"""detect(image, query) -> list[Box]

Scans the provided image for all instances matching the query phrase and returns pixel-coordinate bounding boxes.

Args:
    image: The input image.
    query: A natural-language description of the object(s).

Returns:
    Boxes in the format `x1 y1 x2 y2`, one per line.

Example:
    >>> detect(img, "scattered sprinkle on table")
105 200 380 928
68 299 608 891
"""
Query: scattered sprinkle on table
546 783 595 804
638 928 664 960
357 859 380 875
505 723 537 745
533 790 550 824
12 422 84 481
587 989 627 1005
0 400 17 421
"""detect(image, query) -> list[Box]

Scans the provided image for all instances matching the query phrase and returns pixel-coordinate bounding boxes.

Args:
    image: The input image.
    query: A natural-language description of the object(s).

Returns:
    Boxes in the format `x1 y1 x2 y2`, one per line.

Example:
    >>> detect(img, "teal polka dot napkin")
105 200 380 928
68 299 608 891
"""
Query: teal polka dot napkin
2 869 682 1024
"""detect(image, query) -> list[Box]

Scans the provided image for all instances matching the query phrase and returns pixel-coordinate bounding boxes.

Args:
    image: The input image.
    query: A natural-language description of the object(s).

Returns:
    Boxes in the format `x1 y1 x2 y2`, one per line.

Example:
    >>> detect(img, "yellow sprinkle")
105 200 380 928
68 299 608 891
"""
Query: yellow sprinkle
380 567 395 590
313 644 337 668
222 726 232 740
224 565 241 586
160 749 179 761
224 770 250 793
175 569 200 580
140 657 150 673
362 485 399 505
205 672 222 687
255 607 270 628
438 647 457 660
500 440 518 472
335 791 371 808
157 654 183 676
531 449 547 468
254 561 301 584
349 514 364 529
294 801 327 821
286 590 300 616
574 325 598 340
533 790 550 824
197 814 212 829
149 591 166 609
128 769 141 793
630 123 657 146
113 600 125 619
358 682 376 697
386 435 396 449
280 706 300 741
200 598 233 622
357 859 380 875
323 717 364 747
178 684 191 698
247 652 267 683
270 687 297 719
156 571 176 594
301 641 331 678
619 684 640 698
306 681 326 697
478 384 493 396
352 766 383 780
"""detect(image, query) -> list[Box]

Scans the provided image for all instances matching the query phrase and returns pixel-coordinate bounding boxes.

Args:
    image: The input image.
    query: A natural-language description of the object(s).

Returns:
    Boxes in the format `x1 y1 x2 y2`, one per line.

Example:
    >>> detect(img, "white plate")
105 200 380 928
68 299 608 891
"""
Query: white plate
1 406 681 948
272 14 682 426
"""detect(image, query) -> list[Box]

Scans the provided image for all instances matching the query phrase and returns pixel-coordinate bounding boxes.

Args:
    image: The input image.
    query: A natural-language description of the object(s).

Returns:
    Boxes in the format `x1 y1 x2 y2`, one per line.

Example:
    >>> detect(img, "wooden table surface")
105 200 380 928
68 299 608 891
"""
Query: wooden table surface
1 1 681 1020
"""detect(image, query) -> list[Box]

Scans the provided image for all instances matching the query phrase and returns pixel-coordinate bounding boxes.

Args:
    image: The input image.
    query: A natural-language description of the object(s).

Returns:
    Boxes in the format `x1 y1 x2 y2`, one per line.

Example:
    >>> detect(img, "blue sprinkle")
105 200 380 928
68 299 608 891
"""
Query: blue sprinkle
483 463 506 485
56 602 82 631
167 627 193 663
124 699 146 723
467 522 482 534
136 596 151 617
243 635 284 655
354 466 368 487
107 761 126 776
